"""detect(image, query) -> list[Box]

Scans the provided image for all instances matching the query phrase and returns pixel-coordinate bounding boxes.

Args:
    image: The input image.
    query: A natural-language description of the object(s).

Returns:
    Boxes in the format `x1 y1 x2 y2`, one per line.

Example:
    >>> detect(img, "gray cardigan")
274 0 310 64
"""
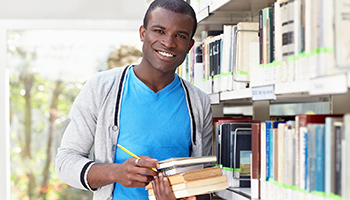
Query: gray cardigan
55 66 213 200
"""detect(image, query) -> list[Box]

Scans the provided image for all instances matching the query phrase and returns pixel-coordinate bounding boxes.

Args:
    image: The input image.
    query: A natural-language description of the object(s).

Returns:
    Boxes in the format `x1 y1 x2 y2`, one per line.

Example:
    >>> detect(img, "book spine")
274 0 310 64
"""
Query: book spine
334 122 343 195
251 123 261 199
259 9 264 64
315 124 325 192
260 122 267 200
344 114 350 199
265 121 272 181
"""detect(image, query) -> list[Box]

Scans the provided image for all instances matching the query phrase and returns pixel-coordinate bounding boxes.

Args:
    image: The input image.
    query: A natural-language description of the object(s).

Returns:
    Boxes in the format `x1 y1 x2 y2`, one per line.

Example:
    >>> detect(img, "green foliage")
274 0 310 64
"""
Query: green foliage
9 30 93 200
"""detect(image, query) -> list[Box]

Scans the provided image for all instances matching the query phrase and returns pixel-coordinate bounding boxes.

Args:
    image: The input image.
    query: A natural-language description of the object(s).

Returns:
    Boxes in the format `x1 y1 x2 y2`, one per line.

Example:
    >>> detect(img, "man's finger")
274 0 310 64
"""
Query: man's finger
136 158 159 170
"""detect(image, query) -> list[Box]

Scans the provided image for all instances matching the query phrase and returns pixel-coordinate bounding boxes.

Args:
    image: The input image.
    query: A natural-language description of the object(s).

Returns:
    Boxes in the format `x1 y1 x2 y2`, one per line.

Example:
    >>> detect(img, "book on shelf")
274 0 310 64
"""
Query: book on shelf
220 24 236 92
344 114 350 199
234 22 259 84
218 120 260 188
212 34 223 93
157 156 216 171
251 122 261 200
324 117 343 195
334 121 344 196
334 0 350 69
257 115 350 200
260 122 267 200
213 117 252 164
276 123 285 187
265 120 285 182
283 121 296 199
306 123 325 193
297 114 343 191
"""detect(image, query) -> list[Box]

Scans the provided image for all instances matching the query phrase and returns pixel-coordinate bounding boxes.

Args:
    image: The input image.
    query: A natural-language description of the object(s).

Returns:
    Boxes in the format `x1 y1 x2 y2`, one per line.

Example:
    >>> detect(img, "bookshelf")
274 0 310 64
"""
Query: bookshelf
183 0 350 199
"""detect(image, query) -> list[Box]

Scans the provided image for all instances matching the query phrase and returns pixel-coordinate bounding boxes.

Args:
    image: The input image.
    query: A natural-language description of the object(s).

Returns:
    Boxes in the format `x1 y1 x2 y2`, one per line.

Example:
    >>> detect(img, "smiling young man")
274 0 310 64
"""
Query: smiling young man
55 0 213 200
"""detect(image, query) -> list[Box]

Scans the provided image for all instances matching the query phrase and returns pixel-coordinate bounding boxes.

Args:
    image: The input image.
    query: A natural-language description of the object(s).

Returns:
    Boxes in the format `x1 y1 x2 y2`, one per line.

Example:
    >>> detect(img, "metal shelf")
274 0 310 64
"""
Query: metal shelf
207 72 349 105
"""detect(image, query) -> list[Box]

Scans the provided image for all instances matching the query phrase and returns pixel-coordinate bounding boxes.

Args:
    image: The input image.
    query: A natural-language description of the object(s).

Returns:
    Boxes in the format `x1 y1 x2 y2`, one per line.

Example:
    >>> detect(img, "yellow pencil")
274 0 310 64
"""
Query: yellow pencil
117 144 140 159
117 144 157 171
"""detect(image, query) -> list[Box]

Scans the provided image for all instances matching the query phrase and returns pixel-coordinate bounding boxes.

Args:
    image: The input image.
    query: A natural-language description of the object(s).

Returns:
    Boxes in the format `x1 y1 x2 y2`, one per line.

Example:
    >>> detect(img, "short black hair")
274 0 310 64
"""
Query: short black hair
143 0 197 38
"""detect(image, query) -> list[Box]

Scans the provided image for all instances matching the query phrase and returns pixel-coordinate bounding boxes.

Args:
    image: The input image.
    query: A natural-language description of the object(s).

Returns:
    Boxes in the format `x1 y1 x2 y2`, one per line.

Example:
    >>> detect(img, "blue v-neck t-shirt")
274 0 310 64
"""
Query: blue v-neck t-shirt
112 67 191 200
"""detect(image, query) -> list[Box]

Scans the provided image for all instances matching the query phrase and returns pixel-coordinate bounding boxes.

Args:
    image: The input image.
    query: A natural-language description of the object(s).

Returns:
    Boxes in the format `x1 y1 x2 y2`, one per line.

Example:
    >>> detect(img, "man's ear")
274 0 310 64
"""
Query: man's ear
187 39 195 53
139 25 146 42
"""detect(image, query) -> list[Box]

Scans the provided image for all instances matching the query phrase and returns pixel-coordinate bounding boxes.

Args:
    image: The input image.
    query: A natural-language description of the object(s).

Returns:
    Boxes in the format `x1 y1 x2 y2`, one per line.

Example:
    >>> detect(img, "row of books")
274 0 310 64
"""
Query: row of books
178 0 350 93
258 114 350 200
212 114 350 200
213 118 256 189
253 0 350 87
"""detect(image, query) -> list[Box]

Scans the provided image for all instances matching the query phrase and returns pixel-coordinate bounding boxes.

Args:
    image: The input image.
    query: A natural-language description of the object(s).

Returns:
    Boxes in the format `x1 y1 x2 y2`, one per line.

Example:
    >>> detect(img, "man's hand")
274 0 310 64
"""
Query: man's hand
87 155 158 189
152 173 196 200
116 155 159 188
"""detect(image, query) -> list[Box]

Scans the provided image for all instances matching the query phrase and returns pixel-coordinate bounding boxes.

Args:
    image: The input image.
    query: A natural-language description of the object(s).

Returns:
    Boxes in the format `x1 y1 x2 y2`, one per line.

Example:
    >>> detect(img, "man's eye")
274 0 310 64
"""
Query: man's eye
154 29 164 34
176 34 187 39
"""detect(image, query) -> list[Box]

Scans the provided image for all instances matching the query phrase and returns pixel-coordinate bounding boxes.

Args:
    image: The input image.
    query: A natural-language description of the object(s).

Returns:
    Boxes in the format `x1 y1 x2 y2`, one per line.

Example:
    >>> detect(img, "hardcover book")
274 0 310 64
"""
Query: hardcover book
157 156 216 171
147 175 227 196
148 180 228 200
146 166 223 190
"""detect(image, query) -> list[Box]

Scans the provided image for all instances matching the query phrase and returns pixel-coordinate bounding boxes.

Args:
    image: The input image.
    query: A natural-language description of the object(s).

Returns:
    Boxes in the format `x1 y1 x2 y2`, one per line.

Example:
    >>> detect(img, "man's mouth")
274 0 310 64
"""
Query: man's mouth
156 50 176 58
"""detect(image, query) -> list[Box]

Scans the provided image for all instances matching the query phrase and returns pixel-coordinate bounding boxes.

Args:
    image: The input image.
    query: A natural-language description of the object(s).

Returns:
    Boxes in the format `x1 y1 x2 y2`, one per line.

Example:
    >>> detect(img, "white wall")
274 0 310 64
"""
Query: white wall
0 0 148 20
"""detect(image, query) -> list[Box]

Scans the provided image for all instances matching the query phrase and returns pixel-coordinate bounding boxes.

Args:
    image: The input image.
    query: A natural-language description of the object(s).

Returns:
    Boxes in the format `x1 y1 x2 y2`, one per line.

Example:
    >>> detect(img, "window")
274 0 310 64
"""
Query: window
1 20 142 199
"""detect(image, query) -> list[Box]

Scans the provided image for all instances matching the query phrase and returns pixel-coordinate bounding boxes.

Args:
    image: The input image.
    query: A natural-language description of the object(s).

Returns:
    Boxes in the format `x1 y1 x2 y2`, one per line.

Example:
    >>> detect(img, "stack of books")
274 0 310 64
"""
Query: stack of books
146 156 229 199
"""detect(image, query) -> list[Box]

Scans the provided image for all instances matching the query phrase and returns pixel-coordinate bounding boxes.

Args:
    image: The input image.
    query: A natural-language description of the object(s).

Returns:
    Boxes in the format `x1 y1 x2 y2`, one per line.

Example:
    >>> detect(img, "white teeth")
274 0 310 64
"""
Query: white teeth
158 51 174 57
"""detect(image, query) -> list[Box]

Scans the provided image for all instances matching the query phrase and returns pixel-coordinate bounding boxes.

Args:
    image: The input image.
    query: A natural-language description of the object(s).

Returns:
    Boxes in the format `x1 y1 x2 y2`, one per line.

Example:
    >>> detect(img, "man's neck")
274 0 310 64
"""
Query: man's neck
133 64 176 93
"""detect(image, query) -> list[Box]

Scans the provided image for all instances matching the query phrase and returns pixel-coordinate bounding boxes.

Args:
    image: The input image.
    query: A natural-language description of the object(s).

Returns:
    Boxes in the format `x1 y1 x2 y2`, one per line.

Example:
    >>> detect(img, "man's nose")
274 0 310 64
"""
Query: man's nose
160 34 176 48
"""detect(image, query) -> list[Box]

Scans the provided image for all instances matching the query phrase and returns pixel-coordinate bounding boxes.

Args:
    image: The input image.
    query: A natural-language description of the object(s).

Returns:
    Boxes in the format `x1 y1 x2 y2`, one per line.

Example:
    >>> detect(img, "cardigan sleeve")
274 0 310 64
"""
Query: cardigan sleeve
55 75 100 191
201 94 213 157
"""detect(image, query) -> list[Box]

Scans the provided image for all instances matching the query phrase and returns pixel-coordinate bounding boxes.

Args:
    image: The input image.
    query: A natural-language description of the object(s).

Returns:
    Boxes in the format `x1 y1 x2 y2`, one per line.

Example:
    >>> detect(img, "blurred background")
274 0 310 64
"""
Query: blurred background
0 0 152 199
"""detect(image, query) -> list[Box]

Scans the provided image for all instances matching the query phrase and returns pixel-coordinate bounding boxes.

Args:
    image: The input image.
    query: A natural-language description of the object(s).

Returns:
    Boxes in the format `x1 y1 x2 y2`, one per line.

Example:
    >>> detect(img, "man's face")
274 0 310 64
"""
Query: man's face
139 7 195 74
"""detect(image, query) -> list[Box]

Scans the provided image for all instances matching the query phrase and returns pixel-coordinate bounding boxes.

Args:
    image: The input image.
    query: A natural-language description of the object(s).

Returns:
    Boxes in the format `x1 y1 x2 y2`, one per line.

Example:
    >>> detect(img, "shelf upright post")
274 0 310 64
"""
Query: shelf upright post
330 91 350 114
252 100 270 121
211 103 224 118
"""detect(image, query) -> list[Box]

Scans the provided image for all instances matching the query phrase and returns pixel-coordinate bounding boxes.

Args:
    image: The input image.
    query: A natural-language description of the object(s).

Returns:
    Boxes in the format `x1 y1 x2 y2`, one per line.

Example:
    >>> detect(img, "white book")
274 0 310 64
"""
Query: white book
298 125 307 190
285 123 295 187
220 25 233 92
227 25 237 91
249 42 260 87
334 0 350 69
293 0 302 81
279 0 295 82
260 122 267 200
193 63 204 91
320 0 336 76
274 2 282 83
305 0 321 78
234 22 259 83
278 123 286 186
